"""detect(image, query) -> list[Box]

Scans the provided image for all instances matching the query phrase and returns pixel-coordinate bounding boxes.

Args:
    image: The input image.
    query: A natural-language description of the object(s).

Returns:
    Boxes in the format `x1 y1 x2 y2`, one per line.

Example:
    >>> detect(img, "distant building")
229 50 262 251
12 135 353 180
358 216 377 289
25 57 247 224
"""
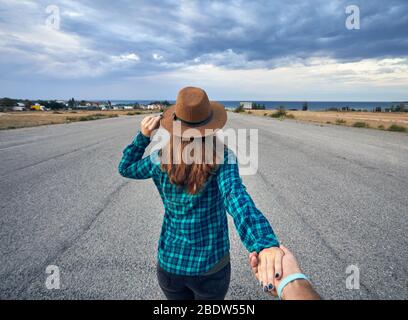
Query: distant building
12 106 26 111
31 103 45 111
123 106 134 110
139 104 162 110
147 104 164 110
240 102 253 110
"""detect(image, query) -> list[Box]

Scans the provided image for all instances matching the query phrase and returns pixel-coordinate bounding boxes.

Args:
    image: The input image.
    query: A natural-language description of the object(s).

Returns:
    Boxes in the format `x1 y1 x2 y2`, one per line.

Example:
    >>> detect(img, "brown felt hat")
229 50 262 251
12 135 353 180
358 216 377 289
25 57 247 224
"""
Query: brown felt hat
160 87 227 137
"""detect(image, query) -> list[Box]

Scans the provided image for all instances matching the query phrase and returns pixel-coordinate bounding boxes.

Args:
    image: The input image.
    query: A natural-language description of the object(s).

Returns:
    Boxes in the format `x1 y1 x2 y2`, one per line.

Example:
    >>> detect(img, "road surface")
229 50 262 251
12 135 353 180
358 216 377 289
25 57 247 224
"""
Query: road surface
0 113 407 299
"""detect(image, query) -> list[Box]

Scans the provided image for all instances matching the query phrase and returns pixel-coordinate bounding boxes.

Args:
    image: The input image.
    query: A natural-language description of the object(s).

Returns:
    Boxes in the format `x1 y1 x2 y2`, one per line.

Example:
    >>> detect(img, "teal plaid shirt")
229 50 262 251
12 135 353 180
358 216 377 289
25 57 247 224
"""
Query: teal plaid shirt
118 132 279 276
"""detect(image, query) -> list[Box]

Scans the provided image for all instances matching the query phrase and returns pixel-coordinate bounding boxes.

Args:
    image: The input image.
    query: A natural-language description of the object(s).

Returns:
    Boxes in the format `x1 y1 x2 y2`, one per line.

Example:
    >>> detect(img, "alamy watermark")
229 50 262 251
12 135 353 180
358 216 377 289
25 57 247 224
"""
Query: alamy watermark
150 124 259 176
345 5 360 30
345 264 360 290
45 5 60 30
45 265 60 289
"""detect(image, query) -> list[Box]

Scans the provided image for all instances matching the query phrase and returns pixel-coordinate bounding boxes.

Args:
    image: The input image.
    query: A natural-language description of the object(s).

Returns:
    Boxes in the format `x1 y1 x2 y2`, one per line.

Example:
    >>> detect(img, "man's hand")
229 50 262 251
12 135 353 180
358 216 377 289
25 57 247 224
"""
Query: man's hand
141 115 161 137
256 247 284 293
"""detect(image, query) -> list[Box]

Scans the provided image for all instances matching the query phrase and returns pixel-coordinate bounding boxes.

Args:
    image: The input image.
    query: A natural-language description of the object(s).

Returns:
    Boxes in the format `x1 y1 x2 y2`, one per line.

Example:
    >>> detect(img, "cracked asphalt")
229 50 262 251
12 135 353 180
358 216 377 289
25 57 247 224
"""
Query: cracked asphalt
0 112 407 299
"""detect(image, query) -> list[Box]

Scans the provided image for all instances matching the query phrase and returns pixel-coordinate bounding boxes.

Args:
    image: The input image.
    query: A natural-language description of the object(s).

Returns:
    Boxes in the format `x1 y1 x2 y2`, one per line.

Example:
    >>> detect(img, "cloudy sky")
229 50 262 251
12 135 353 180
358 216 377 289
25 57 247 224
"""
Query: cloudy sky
0 0 407 101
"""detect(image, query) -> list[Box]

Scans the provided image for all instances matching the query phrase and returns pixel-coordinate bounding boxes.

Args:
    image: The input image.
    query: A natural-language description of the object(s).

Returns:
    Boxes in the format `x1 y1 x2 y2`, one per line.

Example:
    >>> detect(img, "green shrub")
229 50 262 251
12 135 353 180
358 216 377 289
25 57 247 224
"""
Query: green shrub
335 119 346 125
353 122 368 128
275 106 287 116
66 113 118 123
269 107 289 119
388 124 406 132
233 105 244 113
127 111 141 115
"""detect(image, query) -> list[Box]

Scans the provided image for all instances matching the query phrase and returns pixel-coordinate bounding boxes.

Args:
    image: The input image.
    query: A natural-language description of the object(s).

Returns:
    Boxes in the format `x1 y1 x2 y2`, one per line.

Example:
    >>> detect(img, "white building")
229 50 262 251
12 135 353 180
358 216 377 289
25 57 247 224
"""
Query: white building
12 106 26 111
146 104 162 110
240 102 253 110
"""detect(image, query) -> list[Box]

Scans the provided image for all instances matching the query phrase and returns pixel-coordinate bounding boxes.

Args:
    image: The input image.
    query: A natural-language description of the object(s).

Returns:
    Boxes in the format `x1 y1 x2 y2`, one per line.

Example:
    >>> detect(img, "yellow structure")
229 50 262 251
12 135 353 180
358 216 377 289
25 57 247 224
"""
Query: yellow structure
31 104 45 111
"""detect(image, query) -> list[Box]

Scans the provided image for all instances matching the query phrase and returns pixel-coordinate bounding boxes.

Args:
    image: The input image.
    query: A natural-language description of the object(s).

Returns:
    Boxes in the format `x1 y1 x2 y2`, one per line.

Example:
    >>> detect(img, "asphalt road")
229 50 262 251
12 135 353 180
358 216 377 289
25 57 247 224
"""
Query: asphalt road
0 113 407 300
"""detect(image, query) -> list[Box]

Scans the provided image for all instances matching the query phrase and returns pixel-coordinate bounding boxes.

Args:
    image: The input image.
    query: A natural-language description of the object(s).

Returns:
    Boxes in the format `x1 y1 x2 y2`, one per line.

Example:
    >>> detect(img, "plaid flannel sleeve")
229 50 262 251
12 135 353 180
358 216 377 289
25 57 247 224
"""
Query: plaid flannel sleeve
217 150 279 253
118 131 155 179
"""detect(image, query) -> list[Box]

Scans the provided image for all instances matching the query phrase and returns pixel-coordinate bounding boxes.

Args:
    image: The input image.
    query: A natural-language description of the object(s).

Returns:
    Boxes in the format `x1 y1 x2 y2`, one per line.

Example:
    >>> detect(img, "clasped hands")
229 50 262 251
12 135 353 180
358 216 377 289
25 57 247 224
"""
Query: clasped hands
250 245 303 298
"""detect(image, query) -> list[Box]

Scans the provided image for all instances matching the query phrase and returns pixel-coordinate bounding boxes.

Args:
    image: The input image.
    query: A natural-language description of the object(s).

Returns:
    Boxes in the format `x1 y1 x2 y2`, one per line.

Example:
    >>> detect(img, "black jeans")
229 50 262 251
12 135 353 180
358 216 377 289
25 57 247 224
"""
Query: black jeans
157 263 231 300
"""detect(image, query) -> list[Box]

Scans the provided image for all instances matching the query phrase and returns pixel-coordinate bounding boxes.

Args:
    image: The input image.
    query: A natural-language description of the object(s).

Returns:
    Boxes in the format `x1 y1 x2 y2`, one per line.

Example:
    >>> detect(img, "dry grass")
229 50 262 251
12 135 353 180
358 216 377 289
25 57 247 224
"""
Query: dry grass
245 110 408 132
0 110 158 130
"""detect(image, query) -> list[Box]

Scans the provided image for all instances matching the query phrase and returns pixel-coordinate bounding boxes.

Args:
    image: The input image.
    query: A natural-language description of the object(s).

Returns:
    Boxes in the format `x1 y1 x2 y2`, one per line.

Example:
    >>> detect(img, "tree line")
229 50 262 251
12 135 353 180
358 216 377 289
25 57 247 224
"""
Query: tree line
0 98 173 111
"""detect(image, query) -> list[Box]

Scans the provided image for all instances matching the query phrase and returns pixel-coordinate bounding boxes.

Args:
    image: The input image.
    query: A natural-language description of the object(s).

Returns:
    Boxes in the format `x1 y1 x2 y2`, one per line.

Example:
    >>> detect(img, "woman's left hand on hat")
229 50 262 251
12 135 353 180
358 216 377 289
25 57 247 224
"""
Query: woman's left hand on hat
141 115 161 137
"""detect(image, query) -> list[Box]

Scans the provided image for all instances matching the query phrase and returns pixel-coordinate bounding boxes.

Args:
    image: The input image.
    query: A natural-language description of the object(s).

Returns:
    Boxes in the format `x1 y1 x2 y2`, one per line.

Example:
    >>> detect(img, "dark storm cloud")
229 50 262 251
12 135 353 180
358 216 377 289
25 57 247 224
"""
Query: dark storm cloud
1 0 408 78
68 0 408 69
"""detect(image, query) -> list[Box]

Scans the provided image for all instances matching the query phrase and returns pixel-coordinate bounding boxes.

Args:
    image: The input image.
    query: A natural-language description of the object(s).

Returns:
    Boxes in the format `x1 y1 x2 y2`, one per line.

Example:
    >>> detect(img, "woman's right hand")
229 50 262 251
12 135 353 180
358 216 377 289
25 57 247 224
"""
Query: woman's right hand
249 245 301 295
141 115 161 137
256 246 284 293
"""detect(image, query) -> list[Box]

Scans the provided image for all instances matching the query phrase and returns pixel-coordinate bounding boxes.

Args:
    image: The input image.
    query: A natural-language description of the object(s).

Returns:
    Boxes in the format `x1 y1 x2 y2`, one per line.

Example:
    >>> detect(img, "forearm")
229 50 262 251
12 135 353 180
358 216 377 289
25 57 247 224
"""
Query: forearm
218 153 279 251
230 194 279 252
281 280 321 300
118 131 152 179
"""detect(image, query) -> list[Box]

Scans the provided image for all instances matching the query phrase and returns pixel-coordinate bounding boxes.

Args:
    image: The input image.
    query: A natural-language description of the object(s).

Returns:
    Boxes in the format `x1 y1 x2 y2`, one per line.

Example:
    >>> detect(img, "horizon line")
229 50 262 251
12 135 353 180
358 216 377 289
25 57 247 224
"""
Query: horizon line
3 97 407 103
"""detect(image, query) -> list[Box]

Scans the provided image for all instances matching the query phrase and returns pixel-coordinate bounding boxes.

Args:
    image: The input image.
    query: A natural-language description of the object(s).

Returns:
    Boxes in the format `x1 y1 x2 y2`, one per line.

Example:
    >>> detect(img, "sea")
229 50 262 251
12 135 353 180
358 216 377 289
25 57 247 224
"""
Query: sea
109 100 403 111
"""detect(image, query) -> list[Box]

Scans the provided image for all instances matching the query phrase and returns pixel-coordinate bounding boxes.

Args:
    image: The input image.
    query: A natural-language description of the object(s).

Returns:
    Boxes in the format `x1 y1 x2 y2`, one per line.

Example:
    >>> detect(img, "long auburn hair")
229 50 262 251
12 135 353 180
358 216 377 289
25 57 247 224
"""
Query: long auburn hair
160 135 222 194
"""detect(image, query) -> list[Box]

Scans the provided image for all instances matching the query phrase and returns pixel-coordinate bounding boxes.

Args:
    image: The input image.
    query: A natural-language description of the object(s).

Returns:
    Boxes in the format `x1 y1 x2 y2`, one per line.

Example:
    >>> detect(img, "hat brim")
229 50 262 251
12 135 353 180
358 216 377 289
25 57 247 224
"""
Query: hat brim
160 101 227 137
